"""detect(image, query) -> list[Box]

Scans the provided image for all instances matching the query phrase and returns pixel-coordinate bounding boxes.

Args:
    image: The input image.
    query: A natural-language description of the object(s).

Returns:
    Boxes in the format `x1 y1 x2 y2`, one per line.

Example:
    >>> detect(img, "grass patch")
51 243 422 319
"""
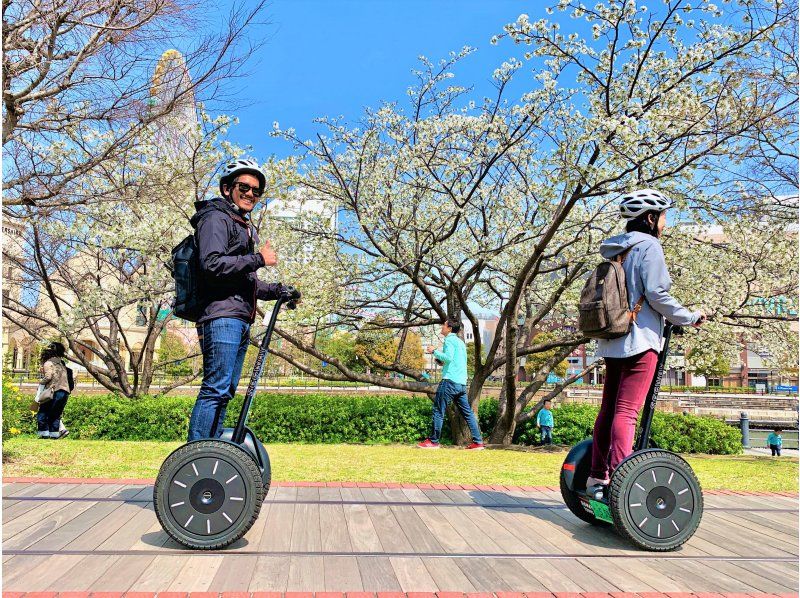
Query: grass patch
2 438 796 492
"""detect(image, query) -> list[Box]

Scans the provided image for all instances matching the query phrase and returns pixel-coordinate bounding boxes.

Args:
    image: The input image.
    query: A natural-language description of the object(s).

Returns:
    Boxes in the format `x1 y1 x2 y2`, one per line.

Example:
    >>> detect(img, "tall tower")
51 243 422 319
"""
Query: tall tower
149 50 198 157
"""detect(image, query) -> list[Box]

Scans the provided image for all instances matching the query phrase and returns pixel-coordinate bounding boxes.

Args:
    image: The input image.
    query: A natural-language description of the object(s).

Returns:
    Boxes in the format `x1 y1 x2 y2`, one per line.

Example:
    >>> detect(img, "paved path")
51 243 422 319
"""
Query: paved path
3 479 798 595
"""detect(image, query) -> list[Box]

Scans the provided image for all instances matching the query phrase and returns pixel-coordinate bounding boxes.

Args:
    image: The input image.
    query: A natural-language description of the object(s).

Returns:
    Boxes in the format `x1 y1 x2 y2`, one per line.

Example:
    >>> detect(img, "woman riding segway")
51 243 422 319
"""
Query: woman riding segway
587 189 706 494
561 188 708 551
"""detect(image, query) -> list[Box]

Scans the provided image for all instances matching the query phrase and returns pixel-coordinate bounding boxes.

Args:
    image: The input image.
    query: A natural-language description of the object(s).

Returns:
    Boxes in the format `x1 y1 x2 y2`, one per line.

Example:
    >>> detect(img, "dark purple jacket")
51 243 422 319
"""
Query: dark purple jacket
190 198 281 324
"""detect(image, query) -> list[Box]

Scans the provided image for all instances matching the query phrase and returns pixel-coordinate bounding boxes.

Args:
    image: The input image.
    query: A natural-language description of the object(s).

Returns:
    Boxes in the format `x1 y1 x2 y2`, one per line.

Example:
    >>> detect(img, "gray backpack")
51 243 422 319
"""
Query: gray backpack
578 247 644 339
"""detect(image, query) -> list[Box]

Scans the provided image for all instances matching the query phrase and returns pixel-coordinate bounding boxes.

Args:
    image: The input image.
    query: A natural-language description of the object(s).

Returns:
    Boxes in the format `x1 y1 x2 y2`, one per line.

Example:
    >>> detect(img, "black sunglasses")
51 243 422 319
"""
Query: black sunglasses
232 182 263 198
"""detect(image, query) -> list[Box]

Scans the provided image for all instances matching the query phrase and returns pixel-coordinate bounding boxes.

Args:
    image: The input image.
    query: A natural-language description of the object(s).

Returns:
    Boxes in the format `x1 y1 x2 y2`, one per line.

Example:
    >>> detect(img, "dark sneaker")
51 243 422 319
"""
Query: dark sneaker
465 442 485 450
417 438 441 449
55 428 69 439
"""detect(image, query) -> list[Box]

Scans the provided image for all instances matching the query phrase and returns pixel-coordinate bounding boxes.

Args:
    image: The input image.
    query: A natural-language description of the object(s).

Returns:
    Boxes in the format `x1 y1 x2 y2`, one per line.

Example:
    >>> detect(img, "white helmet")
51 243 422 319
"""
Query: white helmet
619 188 673 220
219 157 266 196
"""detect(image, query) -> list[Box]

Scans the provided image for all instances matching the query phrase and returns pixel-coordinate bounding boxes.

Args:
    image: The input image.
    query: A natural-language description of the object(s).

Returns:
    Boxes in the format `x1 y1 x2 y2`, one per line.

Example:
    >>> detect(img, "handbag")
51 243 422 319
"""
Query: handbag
35 383 54 404
65 365 75 392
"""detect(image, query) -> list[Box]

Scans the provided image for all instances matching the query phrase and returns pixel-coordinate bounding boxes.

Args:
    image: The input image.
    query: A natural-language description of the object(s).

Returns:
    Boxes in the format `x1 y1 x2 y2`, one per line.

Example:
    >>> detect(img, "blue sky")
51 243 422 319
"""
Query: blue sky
221 1 542 159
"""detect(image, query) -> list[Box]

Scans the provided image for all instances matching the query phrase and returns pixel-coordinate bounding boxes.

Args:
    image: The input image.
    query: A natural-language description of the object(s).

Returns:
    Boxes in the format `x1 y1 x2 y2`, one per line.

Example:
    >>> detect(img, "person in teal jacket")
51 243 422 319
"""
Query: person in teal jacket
536 399 554 445
418 317 484 450
767 428 783 456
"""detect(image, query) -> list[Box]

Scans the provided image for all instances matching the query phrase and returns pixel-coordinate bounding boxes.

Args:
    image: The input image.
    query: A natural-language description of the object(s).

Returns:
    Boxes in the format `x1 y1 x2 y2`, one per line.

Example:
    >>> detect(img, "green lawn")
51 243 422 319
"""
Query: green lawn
2 438 797 492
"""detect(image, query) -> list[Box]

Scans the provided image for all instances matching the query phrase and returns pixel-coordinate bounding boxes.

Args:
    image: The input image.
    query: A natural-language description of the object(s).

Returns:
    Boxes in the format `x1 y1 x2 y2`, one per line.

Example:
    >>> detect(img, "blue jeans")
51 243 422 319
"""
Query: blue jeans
188 317 251 441
430 379 482 444
540 425 553 444
37 390 69 433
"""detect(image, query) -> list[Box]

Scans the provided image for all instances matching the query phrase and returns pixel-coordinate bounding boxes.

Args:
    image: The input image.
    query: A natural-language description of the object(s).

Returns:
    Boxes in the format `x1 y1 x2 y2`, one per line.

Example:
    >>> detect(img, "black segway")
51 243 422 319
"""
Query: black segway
153 286 301 550
560 322 703 551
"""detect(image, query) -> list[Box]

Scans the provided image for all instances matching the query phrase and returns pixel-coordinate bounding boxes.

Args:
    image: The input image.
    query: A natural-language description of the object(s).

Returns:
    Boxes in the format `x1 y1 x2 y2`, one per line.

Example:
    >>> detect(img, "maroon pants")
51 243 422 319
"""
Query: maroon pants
590 349 658 479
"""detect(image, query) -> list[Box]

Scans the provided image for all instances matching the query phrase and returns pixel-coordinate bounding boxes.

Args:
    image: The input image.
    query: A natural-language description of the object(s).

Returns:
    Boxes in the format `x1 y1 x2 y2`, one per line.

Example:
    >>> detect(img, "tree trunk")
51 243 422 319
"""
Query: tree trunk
488 384 519 444
489 318 519 445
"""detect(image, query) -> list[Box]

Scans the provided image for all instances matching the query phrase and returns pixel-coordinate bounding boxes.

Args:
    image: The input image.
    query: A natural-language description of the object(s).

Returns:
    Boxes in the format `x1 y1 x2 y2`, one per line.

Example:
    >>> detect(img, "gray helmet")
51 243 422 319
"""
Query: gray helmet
619 188 673 220
219 158 266 196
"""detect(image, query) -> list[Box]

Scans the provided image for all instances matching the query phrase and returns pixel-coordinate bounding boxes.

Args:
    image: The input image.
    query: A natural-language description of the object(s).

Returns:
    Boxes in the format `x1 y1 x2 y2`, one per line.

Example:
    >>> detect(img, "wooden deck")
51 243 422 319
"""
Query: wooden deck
2 481 798 594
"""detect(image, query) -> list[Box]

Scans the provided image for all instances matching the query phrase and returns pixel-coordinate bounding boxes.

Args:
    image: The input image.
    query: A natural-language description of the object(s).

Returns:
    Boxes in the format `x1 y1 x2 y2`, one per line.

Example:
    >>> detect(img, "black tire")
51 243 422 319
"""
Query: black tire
609 450 703 551
560 456 612 527
154 440 265 550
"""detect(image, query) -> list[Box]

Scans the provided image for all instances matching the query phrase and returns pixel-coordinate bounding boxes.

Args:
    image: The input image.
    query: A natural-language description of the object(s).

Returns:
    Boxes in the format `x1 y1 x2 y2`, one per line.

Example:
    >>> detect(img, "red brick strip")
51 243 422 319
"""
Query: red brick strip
2 592 797 598
2 477 797 497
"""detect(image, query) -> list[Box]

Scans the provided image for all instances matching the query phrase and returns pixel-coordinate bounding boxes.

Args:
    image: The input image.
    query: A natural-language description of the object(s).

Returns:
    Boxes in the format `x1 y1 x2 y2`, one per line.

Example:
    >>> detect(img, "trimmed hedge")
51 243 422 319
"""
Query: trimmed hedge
2 382 742 454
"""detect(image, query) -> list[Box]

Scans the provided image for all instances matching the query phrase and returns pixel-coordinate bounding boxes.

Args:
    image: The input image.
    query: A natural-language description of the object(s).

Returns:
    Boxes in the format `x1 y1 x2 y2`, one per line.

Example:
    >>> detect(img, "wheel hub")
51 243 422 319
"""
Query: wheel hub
646 486 676 518
190 478 225 514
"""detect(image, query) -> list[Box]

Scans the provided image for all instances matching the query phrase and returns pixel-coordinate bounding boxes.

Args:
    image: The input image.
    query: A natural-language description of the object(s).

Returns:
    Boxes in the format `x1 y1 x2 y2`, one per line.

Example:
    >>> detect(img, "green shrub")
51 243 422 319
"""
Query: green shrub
2 376 34 439
1 389 742 453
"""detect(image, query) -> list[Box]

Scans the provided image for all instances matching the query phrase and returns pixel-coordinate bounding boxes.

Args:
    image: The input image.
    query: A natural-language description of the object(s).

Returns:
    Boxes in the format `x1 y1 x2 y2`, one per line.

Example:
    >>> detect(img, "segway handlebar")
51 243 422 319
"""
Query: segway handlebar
232 285 301 444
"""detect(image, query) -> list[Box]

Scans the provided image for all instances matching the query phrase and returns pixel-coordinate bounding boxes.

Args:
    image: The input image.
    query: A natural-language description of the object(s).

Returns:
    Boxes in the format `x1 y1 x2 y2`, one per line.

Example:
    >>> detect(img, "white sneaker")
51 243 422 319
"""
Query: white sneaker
37 431 50 439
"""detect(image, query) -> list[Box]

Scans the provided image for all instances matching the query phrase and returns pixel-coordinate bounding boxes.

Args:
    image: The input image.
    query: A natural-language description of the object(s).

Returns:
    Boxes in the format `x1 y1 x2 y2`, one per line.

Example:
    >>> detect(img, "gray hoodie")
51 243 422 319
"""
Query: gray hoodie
596 231 700 359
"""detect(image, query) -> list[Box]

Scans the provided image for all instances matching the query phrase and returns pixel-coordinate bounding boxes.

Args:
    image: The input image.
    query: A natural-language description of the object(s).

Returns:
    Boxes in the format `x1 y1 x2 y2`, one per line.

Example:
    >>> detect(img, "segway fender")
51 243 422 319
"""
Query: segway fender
220 426 271 486
562 438 593 491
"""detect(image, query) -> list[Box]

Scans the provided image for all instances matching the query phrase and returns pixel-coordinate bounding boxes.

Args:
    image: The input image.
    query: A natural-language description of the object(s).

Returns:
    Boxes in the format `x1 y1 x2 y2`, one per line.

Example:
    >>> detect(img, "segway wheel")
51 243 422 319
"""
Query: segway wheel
154 440 265 550
609 450 703 551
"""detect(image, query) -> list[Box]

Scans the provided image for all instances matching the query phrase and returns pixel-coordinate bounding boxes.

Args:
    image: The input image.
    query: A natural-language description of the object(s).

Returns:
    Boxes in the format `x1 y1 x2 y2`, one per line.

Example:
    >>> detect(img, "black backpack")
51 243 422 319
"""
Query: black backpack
170 234 204 322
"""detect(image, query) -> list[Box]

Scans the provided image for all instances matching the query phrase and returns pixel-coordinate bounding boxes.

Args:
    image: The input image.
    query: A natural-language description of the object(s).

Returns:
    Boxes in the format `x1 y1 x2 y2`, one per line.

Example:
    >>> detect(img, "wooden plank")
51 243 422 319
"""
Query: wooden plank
317 486 343 502
89 554 157 592
734 559 800 592
421 556 477 592
439 506 504 553
2 499 74 540
3 483 52 497
576 557 662 592
25 500 123 551
382 487 410 503
705 510 798 545
128 554 189 591
359 487 388 502
420 489 453 504
258 501 294 551
481 507 567 554
400 487 432 503
323 555 364 591
290 502 321 551
654 558 761 593
367 504 413 553
207 554 258 591
412 505 470 553
466 505 534 554
339 486 364 502
95 504 158 551
706 558 798 594
249 555 290 591
167 554 225 591
15 556 86 591
320 503 353 552
389 556 438 591
296 485 320 501
2 482 90 521
344 503 383 552
516 558 585 592
286 555 324 591
46 554 122 591
4 499 98 550
485 556 547 591
730 508 800 535
233 499 271 551
546 557 621 592
1 555 51 589
451 556 512 591
476 509 568 554
357 555 403 591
